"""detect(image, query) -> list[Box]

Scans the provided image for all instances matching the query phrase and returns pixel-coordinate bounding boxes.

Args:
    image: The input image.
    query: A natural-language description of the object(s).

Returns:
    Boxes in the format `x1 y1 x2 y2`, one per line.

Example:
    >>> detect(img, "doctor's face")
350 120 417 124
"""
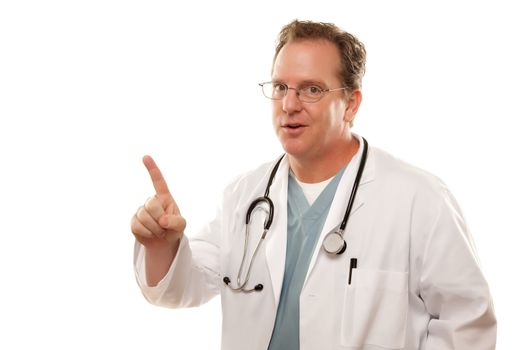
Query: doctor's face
271 39 359 161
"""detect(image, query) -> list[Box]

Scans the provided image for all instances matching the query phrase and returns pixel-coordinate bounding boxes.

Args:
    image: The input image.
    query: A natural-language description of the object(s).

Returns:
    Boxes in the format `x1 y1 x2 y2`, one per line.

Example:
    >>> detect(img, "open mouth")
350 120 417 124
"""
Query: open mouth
284 123 305 129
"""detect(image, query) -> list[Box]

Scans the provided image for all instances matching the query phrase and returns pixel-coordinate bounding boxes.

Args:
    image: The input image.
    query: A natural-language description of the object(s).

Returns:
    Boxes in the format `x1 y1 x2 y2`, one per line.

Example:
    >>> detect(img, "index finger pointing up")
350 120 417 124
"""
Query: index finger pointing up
143 155 171 196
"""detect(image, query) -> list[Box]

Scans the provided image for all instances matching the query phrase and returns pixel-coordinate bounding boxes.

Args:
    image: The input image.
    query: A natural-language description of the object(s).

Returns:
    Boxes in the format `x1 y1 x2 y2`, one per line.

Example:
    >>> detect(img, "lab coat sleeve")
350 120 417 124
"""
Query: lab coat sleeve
134 211 222 309
418 187 497 349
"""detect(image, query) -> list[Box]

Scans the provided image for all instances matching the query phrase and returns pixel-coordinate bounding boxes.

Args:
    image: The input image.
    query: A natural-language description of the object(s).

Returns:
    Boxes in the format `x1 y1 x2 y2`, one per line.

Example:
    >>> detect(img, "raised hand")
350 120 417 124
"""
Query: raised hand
131 155 186 249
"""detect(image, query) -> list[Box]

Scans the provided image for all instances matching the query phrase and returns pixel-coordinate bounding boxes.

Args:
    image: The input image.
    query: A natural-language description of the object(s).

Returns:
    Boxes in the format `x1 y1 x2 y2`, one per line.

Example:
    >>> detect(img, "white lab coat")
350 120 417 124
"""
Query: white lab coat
134 142 496 350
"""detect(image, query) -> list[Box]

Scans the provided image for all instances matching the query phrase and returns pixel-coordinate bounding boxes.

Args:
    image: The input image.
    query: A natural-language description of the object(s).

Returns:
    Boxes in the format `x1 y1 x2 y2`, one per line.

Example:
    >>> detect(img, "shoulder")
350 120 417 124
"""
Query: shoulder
222 157 283 199
368 146 465 234
369 146 452 202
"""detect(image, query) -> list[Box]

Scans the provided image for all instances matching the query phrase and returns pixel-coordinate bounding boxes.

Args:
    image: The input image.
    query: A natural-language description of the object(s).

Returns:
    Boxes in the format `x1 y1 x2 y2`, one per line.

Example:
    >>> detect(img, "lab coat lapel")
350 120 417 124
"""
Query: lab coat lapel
304 148 376 282
264 156 289 308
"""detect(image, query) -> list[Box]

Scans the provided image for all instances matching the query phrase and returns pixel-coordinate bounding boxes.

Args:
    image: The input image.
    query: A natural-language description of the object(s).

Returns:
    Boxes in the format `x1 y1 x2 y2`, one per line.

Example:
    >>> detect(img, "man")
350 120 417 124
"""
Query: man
131 20 497 349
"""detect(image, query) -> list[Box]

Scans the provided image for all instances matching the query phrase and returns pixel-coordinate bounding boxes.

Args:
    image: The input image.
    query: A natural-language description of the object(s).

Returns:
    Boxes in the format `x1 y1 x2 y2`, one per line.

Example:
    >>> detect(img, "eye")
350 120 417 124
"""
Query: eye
273 83 287 92
304 85 323 95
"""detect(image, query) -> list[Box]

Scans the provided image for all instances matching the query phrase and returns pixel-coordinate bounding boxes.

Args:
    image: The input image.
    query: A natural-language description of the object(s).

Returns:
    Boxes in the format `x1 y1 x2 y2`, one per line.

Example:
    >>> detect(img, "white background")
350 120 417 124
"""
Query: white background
1 0 523 348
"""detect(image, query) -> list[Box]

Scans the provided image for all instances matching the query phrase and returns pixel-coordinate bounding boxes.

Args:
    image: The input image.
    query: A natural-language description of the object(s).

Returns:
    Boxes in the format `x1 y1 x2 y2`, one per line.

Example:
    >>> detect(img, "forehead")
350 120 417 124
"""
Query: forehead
272 39 341 85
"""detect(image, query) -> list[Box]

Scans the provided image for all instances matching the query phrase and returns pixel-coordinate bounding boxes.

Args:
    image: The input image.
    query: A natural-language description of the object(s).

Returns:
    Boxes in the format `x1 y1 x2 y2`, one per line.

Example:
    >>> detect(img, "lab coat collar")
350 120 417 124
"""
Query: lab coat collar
305 134 376 282
264 154 289 308
264 134 376 307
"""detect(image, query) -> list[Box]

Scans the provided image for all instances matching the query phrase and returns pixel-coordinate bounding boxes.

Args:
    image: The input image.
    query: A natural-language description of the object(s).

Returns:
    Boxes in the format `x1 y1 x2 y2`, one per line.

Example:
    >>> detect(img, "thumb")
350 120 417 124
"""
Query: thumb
159 214 187 232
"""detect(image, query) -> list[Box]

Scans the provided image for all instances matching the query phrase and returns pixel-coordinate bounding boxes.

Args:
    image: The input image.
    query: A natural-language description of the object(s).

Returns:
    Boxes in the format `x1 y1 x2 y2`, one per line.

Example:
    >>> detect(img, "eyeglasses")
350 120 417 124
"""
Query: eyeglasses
259 82 348 103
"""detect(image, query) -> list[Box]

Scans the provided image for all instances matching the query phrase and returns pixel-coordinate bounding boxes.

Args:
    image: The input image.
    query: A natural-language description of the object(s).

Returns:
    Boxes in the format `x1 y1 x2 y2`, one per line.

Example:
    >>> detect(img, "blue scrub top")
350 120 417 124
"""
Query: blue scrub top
267 165 347 350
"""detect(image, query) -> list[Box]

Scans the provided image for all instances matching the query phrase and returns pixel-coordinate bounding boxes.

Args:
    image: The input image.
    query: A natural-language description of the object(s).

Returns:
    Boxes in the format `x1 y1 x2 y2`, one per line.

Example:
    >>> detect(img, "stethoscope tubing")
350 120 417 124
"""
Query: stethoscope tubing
339 137 368 231
224 137 368 292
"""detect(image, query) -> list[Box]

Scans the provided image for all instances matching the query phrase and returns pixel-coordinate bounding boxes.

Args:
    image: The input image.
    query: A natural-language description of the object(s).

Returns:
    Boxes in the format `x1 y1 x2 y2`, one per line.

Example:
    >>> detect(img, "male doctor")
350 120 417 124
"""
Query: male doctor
131 20 497 349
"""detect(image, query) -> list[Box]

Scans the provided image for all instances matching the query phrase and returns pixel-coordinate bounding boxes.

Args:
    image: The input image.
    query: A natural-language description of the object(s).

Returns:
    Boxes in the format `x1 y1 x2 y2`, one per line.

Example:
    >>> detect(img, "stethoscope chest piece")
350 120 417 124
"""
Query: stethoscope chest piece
322 230 347 255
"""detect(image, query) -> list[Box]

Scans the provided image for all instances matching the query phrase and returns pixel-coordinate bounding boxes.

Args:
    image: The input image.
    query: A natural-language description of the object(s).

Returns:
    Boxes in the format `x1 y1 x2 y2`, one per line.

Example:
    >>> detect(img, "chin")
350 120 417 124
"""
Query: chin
280 140 308 158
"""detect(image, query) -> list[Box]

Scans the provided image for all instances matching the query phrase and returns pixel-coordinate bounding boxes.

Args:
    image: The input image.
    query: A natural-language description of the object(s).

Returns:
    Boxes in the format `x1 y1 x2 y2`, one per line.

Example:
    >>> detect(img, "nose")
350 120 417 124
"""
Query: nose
282 88 303 115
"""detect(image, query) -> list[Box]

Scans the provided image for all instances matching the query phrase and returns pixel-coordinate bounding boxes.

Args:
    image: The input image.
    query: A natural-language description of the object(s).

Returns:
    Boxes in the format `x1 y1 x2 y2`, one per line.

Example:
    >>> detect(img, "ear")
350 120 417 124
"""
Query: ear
343 89 362 124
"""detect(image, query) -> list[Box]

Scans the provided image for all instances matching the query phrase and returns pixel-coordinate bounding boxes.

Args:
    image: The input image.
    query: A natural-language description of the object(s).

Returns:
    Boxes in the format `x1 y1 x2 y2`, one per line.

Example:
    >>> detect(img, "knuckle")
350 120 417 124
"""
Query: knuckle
137 207 165 236
171 215 187 231
136 206 148 222
178 216 187 229
130 219 144 236
145 197 163 218
131 213 154 238
144 197 154 211
130 218 137 232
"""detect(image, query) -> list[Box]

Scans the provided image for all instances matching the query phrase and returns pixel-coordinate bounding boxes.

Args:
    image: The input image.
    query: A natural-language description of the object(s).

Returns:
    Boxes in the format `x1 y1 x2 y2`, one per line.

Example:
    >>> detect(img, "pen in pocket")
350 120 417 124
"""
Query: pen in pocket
348 258 357 285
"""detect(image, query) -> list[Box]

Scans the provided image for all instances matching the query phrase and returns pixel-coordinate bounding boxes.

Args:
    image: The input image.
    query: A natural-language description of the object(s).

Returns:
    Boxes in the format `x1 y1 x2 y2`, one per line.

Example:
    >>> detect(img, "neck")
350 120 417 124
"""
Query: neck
289 135 359 183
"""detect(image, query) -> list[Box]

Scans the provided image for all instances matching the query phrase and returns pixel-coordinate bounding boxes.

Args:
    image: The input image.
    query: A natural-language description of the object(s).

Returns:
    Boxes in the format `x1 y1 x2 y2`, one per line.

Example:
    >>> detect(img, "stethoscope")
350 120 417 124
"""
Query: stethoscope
223 138 368 293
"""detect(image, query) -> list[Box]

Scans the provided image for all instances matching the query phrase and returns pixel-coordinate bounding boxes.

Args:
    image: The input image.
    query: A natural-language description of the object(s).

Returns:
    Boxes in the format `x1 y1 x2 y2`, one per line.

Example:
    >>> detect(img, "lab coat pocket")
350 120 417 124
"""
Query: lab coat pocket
341 269 408 349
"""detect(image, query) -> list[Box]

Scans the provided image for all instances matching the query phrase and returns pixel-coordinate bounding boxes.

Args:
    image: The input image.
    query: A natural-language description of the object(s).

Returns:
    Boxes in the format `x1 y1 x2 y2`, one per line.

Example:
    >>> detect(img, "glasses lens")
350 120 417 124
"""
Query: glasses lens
298 85 324 102
262 82 287 100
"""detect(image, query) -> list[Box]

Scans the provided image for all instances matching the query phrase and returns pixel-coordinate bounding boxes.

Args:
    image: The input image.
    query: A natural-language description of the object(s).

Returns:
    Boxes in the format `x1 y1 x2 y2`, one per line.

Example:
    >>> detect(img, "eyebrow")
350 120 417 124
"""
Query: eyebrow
271 79 327 87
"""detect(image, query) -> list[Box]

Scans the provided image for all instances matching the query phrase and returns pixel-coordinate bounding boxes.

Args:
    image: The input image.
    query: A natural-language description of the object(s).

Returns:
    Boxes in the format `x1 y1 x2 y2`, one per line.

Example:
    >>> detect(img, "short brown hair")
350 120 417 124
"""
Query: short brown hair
273 20 366 91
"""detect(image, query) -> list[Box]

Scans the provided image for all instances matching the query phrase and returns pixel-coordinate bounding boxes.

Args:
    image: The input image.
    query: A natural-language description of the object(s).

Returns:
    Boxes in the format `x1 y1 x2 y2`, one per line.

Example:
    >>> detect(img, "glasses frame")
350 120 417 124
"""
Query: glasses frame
258 81 349 103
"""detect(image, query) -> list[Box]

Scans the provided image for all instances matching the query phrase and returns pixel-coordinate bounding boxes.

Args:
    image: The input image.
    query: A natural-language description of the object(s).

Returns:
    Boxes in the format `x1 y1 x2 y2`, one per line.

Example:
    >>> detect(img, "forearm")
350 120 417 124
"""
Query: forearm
144 238 181 286
134 236 220 309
